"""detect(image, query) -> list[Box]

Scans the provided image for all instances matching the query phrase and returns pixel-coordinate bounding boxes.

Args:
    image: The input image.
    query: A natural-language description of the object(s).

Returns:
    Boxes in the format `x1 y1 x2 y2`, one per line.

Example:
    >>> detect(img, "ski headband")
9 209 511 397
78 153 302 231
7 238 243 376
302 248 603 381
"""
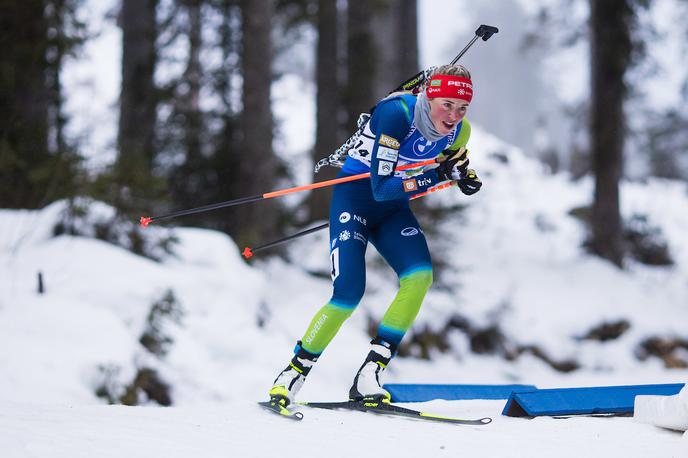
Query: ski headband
426 74 473 102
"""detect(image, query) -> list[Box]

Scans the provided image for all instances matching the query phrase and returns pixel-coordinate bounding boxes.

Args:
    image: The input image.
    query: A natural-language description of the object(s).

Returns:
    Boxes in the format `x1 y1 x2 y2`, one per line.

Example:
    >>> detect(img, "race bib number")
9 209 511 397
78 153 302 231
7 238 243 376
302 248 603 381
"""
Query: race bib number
330 247 340 282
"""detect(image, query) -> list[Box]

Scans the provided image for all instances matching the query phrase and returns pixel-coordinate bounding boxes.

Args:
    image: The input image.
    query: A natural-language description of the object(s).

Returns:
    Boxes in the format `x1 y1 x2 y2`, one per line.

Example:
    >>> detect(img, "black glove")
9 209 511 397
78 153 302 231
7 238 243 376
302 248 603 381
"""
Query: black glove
457 168 482 195
436 147 469 182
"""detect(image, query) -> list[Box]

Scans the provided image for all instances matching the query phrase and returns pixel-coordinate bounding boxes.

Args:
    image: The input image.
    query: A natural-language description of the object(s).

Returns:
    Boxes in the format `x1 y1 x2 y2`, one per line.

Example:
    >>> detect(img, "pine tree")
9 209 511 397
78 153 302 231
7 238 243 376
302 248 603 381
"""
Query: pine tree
307 0 340 222
588 0 634 267
344 0 375 130
226 0 281 247
0 0 85 208
116 0 160 214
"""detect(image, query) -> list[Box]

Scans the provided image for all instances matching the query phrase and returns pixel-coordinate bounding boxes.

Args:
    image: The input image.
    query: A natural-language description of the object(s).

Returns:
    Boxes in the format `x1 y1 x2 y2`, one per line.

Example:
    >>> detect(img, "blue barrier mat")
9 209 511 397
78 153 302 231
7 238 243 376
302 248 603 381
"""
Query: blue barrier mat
502 383 686 417
384 384 537 402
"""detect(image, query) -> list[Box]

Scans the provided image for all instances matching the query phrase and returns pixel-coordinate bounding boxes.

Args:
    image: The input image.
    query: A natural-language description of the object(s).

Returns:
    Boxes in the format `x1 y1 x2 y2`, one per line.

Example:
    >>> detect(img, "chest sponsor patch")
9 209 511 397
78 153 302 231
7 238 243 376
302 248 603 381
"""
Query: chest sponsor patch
376 146 399 162
378 160 394 176
378 134 400 149
402 179 418 192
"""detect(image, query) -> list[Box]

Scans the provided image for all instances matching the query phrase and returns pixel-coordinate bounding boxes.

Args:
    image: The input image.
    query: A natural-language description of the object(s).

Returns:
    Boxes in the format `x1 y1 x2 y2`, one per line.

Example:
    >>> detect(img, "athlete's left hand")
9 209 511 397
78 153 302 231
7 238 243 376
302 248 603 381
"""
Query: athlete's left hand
457 169 482 195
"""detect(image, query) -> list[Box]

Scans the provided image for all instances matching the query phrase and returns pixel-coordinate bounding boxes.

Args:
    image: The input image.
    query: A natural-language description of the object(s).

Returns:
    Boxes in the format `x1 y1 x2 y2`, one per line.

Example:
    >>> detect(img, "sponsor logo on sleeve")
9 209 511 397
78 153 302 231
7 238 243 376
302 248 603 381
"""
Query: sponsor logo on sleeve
376 146 399 162
339 212 351 223
403 179 418 192
417 177 432 187
378 160 394 176
378 134 400 149
338 230 351 241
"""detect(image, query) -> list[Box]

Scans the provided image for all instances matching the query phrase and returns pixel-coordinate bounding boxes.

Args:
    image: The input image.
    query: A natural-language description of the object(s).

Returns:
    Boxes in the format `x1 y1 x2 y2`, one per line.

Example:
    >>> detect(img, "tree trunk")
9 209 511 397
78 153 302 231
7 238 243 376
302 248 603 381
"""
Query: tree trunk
117 0 158 211
233 0 278 247
588 0 632 267
168 0 207 221
307 0 340 222
370 0 418 99
183 0 203 166
345 0 375 129
0 0 50 208
209 0 241 234
397 0 418 80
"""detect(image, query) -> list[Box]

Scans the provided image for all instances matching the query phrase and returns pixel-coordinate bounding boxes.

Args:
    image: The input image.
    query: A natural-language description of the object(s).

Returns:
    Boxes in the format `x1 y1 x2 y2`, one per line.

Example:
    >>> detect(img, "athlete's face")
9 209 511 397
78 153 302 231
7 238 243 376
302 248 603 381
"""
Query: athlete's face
429 97 470 136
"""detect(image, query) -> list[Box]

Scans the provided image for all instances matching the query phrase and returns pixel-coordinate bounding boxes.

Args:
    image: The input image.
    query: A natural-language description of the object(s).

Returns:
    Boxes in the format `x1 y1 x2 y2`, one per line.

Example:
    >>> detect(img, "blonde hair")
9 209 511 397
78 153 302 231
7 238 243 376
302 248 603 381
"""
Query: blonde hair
422 64 471 90
385 64 472 99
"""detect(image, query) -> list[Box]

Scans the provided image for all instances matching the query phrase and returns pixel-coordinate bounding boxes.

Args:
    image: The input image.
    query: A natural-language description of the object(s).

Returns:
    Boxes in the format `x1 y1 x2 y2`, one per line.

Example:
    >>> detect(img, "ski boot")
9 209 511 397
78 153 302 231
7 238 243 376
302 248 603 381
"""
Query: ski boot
269 342 318 407
349 338 396 403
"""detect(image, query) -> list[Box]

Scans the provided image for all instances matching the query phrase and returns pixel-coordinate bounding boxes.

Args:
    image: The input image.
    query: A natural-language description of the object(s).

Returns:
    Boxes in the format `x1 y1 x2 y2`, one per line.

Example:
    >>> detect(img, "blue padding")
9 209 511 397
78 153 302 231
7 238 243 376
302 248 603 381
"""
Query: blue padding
502 383 686 417
384 384 538 402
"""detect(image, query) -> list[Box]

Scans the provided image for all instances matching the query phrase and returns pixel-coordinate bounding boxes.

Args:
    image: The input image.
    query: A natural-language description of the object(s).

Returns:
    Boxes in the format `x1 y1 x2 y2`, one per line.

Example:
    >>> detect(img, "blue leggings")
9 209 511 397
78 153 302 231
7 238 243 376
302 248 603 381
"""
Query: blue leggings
300 178 433 355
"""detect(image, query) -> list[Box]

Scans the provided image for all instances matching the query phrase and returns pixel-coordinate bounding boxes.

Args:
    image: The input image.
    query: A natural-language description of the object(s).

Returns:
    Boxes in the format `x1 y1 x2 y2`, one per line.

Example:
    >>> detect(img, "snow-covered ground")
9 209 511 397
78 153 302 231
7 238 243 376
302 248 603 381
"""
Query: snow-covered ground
1 399 684 458
1 125 687 456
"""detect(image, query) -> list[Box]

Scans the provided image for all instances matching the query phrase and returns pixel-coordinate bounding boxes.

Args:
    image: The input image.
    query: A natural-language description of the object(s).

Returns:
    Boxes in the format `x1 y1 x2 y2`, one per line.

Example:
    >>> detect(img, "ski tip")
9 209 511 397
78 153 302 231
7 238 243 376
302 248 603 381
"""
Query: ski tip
242 247 253 259
258 400 304 421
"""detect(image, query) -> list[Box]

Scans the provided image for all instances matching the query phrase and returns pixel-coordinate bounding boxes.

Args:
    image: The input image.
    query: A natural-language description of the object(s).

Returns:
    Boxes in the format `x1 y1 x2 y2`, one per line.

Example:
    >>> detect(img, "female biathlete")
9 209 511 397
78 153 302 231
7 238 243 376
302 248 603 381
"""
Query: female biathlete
269 64 483 406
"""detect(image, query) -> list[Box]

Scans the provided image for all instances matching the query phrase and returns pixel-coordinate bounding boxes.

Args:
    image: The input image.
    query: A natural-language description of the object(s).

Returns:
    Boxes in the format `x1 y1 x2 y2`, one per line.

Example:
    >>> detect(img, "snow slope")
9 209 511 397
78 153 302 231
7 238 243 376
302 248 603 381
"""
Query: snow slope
1 125 688 456
1 400 685 458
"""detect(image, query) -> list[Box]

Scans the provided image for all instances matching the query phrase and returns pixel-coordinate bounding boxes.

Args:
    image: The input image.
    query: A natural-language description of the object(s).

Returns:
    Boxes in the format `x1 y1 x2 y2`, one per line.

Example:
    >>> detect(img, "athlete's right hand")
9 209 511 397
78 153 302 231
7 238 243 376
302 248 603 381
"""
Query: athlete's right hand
436 147 469 182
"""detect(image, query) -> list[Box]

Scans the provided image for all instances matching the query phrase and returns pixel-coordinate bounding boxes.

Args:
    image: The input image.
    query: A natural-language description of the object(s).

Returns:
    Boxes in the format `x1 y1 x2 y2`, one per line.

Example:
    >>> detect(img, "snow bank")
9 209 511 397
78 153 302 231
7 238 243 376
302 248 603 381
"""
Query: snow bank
635 382 688 432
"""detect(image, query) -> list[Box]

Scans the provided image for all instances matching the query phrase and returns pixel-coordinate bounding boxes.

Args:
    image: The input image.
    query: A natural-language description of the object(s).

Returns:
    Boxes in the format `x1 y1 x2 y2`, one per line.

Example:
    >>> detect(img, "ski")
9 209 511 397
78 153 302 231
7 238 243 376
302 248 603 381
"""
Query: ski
299 399 492 426
258 400 304 421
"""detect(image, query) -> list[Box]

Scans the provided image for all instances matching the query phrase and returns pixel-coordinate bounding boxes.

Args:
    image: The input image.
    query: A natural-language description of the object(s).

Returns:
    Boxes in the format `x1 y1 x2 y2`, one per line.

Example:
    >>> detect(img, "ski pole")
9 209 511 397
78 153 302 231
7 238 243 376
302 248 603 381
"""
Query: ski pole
140 158 438 227
409 180 456 200
241 180 457 259
242 222 329 259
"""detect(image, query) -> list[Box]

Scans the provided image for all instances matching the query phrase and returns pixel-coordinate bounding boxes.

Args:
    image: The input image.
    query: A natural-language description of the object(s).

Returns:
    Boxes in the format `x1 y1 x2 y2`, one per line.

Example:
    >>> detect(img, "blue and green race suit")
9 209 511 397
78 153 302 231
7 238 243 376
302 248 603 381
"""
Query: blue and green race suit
298 93 471 356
